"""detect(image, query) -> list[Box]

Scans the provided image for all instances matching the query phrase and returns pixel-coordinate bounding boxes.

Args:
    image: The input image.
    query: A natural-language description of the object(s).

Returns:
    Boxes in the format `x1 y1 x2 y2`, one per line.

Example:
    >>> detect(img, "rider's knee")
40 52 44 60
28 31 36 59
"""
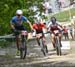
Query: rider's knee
42 37 46 42
59 33 62 37
51 34 55 43
51 34 55 39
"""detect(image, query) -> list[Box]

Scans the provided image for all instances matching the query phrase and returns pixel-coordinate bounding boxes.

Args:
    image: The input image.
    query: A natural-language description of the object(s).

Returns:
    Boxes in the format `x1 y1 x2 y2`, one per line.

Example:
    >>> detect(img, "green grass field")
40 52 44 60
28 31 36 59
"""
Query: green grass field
50 8 75 22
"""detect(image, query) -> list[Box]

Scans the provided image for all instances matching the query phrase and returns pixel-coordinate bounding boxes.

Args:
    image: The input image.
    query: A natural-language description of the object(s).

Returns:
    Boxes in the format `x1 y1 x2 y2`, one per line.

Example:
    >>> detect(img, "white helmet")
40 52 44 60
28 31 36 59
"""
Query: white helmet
16 9 23 15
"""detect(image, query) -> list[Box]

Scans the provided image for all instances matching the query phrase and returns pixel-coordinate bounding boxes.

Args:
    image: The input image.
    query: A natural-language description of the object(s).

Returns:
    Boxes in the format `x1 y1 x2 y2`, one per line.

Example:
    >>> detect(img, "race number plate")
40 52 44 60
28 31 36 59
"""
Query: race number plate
21 31 28 35
54 30 59 34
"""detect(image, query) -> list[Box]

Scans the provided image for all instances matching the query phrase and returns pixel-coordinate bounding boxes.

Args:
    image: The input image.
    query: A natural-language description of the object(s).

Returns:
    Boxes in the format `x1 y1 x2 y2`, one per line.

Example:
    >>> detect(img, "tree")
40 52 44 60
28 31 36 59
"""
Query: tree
0 0 43 35
70 0 74 5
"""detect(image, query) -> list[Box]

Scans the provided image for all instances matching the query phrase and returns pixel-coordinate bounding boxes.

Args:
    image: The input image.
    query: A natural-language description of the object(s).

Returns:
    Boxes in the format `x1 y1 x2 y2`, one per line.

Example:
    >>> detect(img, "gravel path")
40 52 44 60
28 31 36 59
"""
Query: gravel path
0 36 75 67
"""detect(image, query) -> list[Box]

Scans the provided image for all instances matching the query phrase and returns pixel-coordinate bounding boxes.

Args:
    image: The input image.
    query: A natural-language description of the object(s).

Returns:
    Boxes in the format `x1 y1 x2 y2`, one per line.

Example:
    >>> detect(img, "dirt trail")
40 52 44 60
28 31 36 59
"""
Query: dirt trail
0 37 75 67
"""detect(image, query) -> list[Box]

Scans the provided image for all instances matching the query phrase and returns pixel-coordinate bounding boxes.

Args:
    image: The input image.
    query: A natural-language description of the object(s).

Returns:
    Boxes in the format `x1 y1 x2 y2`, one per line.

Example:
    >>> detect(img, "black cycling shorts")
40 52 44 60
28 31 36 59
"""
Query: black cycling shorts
15 25 27 31
35 30 44 37
35 30 43 34
13 25 27 35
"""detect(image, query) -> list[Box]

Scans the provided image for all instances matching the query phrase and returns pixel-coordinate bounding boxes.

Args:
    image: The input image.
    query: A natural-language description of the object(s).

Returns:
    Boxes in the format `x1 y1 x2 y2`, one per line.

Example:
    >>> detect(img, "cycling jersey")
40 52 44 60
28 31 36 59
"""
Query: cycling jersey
50 24 60 31
10 16 28 26
11 16 29 35
48 23 62 34
63 28 68 33
14 25 27 31
33 23 45 33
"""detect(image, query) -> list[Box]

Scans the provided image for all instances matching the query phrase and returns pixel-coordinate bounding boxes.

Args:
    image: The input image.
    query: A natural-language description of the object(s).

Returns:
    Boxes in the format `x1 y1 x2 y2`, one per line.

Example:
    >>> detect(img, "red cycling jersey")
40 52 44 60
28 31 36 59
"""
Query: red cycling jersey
50 24 60 31
49 23 62 34
63 28 68 33
33 23 45 33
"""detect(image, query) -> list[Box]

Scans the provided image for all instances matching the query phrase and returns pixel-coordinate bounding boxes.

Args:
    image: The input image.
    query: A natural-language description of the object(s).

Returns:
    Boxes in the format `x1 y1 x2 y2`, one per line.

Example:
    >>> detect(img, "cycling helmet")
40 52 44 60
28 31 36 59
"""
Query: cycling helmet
16 9 23 15
50 17 56 24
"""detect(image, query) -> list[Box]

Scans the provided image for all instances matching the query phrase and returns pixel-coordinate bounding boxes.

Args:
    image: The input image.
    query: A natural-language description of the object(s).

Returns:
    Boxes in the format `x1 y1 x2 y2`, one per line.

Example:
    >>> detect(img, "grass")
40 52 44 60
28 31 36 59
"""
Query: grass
0 38 15 48
0 37 35 48
49 8 75 22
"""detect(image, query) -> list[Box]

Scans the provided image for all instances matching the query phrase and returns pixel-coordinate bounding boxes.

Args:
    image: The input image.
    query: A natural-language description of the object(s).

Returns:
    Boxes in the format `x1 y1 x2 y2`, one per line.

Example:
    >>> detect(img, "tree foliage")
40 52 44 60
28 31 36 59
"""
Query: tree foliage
0 0 43 35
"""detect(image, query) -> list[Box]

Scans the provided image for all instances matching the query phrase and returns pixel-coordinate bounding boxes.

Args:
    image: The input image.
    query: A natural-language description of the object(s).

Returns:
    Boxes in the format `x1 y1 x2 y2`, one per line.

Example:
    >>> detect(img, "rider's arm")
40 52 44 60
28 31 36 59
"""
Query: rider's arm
56 22 63 31
27 20 33 30
44 23 48 33
10 18 15 30
23 16 33 30
10 23 15 30
46 22 52 33
58 24 63 31
47 22 51 28
31 24 36 37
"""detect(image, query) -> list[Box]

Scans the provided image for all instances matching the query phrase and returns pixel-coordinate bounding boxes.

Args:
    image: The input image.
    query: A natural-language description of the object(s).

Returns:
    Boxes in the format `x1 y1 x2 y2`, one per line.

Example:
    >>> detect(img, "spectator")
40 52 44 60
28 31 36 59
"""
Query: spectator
69 25 74 40
63 26 69 40
43 1 52 16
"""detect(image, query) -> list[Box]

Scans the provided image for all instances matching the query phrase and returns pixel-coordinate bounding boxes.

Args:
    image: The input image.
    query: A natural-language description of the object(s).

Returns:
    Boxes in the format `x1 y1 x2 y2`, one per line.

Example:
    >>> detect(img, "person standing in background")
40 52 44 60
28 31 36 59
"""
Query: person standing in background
69 25 74 40
63 26 69 40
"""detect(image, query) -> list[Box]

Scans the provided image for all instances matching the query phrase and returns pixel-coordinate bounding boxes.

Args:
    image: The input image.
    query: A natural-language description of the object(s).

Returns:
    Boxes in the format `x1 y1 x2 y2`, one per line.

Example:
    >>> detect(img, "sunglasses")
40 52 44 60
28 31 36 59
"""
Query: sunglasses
17 14 21 16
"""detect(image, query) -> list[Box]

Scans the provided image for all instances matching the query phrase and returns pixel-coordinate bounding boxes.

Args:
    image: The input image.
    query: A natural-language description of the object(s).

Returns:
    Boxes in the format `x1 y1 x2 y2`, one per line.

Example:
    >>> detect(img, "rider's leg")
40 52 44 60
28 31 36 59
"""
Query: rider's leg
15 35 20 50
70 32 74 39
67 32 69 39
64 33 66 40
51 34 56 48
12 27 20 50
36 31 41 46
36 38 40 46
42 35 48 53
64 33 67 40
42 36 46 46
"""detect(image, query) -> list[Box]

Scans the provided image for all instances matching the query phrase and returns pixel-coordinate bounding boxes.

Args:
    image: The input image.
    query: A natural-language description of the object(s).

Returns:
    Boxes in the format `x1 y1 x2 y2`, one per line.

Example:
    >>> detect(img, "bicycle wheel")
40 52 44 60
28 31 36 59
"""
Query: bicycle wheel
55 36 61 56
40 39 47 56
43 45 48 56
20 35 27 59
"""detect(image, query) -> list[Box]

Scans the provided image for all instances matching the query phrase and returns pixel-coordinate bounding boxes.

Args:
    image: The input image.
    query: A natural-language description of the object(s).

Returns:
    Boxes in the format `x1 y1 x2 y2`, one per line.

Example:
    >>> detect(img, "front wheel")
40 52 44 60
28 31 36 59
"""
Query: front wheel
56 46 61 56
40 39 48 56
20 45 27 59
55 37 62 56
20 36 27 59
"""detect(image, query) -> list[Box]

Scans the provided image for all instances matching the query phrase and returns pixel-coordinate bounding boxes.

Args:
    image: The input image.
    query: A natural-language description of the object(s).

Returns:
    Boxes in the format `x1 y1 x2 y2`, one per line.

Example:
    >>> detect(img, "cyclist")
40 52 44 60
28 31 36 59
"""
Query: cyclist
32 18 48 53
48 17 62 50
10 9 33 54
